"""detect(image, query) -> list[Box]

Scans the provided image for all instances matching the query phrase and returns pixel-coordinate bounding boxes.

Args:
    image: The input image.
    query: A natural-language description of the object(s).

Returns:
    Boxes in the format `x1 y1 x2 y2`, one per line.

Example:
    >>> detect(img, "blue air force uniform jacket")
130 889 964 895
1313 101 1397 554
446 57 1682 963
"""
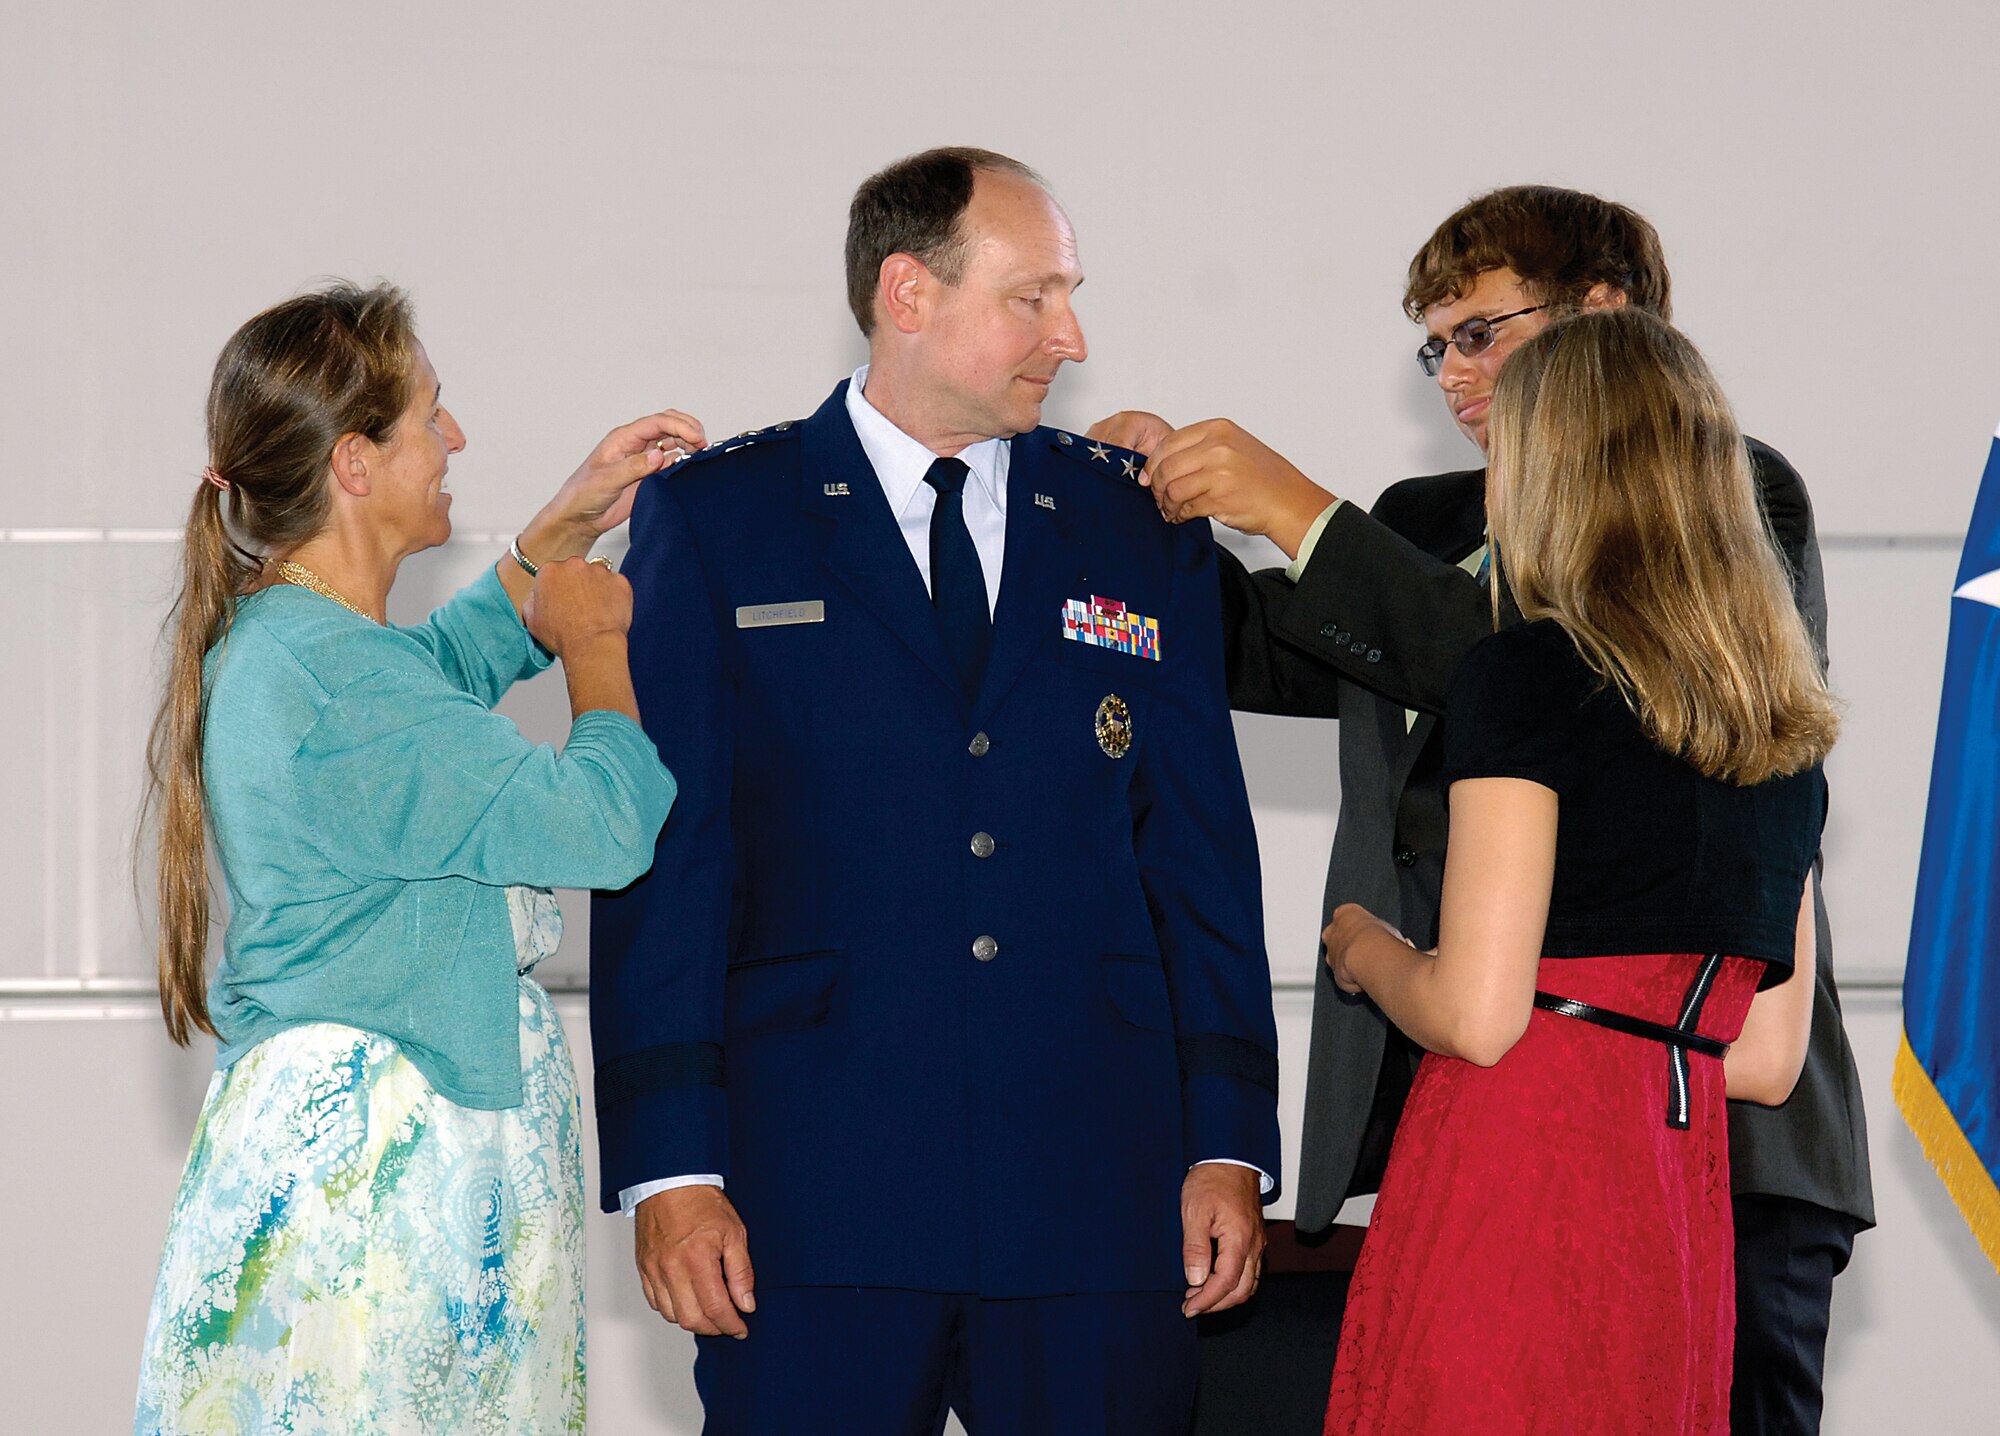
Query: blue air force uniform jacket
590 381 1281 1298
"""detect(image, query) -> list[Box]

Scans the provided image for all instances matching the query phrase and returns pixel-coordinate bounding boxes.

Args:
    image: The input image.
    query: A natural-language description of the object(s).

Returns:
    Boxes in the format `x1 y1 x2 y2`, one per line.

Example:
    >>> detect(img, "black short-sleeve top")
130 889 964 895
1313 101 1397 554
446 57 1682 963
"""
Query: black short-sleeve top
1440 620 1825 982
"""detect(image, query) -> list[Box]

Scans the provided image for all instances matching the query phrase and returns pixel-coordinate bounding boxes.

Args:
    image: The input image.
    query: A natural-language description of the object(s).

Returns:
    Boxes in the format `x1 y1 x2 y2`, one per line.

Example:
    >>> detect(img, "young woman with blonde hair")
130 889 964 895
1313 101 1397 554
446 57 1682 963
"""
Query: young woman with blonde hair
134 282 698 1435
1322 307 1837 1435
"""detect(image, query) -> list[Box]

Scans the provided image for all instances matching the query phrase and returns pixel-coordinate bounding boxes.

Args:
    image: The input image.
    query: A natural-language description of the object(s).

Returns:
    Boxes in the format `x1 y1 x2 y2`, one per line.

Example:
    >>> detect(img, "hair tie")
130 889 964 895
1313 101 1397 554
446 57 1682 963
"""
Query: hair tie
202 466 230 491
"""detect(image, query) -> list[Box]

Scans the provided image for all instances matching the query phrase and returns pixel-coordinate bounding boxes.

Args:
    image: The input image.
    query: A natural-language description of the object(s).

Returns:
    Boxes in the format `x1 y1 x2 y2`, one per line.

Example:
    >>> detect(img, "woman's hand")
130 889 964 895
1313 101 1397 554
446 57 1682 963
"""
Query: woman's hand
522 409 709 564
523 556 634 657
1323 902 1410 995
526 558 643 724
498 409 705 619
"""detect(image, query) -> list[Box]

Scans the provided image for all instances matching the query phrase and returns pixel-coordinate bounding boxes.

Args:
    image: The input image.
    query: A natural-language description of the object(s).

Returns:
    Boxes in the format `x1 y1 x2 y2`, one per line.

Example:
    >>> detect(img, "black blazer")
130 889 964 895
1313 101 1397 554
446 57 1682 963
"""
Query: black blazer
1220 439 1875 1232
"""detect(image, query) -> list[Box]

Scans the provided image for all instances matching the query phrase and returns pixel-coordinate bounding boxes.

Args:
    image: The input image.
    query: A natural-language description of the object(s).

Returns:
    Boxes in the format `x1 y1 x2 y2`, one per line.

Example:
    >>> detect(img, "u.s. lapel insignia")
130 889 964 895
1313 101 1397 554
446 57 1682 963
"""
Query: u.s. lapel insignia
823 482 851 497
1095 694 1133 759
1035 493 1056 510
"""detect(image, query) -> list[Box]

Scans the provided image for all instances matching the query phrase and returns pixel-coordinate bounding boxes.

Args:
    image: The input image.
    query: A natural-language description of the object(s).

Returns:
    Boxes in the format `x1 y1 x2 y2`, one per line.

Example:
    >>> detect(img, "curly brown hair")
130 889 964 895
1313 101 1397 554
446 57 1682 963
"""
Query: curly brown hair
1404 185 1672 323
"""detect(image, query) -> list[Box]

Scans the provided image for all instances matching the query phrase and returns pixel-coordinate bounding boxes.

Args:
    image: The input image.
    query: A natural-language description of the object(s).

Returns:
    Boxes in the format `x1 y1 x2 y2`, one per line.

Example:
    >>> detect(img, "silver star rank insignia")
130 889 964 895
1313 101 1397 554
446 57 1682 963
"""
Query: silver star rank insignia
1088 442 1111 463
1121 455 1140 478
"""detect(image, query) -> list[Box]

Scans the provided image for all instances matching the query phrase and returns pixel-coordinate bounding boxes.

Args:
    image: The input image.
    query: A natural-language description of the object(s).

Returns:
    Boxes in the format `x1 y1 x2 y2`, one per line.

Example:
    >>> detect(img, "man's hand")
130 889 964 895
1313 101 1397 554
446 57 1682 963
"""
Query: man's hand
1180 1162 1266 1317
634 1185 756 1339
1141 420 1337 560
1086 410 1177 458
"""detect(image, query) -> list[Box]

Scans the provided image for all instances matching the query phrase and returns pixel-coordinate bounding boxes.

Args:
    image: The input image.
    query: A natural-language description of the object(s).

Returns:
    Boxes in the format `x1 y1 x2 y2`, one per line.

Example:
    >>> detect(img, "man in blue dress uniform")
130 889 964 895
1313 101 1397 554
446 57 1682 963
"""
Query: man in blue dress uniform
591 147 1282 1434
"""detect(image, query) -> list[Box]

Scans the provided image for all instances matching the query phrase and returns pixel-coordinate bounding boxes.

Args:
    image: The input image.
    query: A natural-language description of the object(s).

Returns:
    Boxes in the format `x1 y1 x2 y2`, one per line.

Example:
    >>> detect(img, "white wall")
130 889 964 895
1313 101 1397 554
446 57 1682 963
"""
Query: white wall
4 0 1998 1430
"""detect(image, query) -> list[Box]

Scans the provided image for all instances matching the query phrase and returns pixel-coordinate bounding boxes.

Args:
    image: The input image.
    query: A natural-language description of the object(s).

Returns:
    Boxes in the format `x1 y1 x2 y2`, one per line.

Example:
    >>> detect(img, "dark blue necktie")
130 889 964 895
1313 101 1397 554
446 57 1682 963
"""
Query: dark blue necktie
924 456 991 699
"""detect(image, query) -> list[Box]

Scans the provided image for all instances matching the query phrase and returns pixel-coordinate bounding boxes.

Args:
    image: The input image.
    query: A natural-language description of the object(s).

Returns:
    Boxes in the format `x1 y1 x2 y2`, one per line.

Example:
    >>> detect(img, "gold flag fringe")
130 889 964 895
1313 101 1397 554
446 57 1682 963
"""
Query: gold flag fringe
1894 1031 2000 1276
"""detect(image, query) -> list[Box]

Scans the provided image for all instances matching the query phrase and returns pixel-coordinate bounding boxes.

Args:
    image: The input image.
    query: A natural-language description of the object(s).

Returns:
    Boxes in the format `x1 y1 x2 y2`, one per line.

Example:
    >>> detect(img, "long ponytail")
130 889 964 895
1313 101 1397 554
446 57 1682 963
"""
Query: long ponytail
140 281 416 1044
144 483 262 1041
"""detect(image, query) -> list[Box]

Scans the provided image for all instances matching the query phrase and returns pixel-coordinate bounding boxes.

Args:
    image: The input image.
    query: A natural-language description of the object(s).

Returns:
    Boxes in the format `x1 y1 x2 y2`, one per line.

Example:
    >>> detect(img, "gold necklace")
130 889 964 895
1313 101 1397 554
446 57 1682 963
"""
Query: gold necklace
274 560 380 623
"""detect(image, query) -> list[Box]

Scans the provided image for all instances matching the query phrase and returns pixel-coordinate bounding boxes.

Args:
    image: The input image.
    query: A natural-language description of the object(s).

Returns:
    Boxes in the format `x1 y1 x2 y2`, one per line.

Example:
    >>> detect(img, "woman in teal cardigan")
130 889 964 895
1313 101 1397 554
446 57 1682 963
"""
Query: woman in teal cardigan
133 282 696 1436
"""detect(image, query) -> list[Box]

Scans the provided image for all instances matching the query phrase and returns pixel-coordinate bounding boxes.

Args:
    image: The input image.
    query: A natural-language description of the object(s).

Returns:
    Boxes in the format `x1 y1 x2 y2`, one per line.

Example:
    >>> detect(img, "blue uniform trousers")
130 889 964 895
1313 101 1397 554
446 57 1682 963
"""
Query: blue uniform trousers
693 1286 1197 1435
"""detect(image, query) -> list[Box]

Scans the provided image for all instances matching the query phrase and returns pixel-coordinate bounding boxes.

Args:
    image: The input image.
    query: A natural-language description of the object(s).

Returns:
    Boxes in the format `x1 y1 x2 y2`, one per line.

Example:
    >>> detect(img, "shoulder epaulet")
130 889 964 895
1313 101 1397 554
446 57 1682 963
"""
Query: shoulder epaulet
676 418 804 467
1043 428 1150 490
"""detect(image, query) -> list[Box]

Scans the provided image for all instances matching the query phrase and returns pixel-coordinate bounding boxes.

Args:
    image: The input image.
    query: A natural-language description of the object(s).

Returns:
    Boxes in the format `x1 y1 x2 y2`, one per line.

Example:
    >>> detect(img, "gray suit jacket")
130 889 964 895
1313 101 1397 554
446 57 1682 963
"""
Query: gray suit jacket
1220 439 1875 1232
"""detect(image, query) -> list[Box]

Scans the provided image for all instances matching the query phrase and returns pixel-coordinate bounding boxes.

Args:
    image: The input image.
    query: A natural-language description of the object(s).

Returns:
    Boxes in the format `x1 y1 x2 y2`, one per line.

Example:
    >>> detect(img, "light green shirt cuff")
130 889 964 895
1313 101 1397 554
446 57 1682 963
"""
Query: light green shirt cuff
1283 500 1344 583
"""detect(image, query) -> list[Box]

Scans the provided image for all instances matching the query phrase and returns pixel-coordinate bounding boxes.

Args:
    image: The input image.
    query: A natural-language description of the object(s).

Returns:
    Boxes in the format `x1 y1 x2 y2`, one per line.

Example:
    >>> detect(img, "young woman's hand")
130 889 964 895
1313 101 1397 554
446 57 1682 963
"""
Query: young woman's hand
1323 902 1410 995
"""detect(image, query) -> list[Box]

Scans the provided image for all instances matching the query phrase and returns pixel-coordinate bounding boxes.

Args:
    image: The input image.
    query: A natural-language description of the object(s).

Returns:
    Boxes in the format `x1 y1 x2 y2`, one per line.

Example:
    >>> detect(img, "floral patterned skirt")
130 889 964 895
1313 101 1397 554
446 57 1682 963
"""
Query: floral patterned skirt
134 889 584 1436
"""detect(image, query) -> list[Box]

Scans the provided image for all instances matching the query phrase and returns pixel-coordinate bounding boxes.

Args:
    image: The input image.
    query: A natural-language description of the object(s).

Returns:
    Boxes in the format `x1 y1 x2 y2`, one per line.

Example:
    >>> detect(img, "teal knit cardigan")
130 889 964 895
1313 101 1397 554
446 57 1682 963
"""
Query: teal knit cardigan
201 566 674 1108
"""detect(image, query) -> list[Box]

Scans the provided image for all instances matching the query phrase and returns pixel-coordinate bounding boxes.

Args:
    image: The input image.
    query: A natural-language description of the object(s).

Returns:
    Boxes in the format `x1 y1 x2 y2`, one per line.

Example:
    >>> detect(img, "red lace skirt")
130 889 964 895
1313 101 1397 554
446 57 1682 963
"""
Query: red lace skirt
1325 952 1763 1436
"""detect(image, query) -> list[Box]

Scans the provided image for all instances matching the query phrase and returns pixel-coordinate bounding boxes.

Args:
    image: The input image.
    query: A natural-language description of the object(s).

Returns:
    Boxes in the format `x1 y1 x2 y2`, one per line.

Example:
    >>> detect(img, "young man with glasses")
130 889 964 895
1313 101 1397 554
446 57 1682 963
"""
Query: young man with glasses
1090 185 1874 1436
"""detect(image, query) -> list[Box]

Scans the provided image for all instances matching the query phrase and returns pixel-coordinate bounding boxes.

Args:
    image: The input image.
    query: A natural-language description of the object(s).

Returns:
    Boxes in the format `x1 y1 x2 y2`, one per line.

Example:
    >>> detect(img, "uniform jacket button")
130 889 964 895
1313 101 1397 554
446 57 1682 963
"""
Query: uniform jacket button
972 935 999 962
1395 847 1418 867
968 731 991 757
971 832 996 858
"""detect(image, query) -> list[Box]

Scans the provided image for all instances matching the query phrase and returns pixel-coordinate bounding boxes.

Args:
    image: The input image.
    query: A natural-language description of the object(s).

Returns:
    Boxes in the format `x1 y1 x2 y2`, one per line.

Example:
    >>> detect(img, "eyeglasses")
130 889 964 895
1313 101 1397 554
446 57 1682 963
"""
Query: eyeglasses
1416 305 1547 376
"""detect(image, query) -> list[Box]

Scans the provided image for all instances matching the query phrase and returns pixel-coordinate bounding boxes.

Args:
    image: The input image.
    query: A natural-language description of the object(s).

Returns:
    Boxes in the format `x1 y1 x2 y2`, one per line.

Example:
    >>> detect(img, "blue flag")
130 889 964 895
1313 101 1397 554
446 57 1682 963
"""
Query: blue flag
1900 421 2000 1274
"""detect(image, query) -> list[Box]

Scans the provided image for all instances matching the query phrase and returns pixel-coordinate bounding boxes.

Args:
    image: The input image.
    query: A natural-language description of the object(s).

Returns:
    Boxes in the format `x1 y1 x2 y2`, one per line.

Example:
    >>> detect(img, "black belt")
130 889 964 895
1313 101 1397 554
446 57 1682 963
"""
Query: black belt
1531 993 1731 1059
1533 953 1730 1129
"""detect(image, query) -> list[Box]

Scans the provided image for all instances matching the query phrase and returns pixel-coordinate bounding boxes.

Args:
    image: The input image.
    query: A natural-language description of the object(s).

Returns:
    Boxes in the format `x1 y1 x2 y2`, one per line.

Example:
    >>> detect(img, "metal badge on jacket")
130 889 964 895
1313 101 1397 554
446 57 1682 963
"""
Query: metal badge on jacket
1095 695 1132 758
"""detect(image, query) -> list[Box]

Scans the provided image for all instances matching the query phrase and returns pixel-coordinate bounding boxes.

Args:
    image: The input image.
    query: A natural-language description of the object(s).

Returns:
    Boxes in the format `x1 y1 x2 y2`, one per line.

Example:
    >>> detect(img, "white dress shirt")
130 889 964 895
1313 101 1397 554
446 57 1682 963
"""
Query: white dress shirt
619 371 1267 1213
845 365 1009 615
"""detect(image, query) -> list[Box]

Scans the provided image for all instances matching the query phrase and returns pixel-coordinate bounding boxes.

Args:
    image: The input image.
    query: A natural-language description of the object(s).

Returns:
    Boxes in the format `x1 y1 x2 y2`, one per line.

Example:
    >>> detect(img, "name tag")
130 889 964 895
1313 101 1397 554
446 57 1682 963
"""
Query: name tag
736 600 825 629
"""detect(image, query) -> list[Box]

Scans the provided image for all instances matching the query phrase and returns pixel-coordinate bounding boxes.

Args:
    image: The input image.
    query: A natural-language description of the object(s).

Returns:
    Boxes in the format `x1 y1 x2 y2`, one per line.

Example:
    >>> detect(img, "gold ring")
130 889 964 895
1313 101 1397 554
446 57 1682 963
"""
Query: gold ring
588 556 615 571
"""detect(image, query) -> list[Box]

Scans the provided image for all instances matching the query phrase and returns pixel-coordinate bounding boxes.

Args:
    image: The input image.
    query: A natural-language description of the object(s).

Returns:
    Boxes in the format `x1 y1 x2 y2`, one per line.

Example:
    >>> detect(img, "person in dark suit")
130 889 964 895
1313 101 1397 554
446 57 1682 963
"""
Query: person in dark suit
590 146 1282 1435
1090 185 1874 1435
